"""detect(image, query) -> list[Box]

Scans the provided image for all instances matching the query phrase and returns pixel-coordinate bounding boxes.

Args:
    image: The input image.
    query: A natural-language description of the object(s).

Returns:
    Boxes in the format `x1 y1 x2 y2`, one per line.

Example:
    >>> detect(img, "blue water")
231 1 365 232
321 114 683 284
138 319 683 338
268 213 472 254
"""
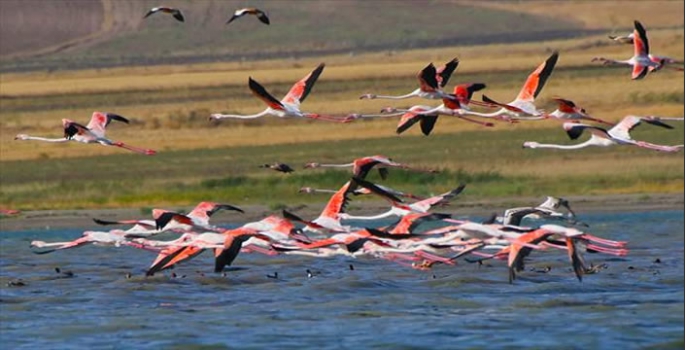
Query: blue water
1 211 683 349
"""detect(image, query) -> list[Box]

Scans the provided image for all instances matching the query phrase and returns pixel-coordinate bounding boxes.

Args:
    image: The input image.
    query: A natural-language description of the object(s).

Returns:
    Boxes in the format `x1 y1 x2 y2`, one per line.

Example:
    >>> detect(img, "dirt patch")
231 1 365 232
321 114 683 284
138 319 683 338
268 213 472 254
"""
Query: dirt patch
1 193 681 232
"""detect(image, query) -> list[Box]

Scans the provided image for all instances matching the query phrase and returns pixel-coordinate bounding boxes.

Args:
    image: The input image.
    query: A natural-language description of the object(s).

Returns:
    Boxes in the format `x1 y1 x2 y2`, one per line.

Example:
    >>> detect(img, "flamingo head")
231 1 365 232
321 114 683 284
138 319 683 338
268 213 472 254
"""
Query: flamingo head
359 94 376 100
14 134 28 140
30 240 46 248
298 187 314 194
208 114 223 121
522 141 540 149
380 106 398 113
303 162 320 169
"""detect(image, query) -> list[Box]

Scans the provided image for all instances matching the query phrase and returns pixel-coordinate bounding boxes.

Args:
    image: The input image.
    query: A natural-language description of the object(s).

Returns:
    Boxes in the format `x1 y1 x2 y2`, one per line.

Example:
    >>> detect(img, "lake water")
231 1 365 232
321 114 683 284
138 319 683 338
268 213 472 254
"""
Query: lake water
1 210 683 349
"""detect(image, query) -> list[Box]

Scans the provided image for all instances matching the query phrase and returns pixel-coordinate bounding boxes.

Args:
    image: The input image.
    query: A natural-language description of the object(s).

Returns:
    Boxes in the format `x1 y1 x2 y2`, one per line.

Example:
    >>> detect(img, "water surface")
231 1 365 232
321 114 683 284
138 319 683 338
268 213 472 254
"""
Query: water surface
1 211 683 349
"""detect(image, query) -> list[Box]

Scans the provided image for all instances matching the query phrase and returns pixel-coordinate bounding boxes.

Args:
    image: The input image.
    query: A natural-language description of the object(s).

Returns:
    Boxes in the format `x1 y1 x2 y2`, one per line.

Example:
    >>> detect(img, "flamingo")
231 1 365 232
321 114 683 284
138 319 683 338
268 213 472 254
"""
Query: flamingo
606 30 684 71
499 196 586 227
0 209 20 216
523 115 684 152
592 20 661 79
471 51 559 119
359 58 459 100
209 63 348 123
299 183 425 201
546 98 613 125
30 229 138 254
92 202 243 236
14 112 156 155
226 8 270 25
259 162 294 173
286 177 403 233
304 155 438 180
144 7 184 22
349 83 495 134
339 184 466 221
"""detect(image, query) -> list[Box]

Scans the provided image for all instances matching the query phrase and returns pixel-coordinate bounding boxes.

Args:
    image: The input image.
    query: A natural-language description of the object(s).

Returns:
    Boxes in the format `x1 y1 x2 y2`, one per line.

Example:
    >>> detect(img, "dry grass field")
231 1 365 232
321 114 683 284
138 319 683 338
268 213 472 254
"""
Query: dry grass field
0 1 683 211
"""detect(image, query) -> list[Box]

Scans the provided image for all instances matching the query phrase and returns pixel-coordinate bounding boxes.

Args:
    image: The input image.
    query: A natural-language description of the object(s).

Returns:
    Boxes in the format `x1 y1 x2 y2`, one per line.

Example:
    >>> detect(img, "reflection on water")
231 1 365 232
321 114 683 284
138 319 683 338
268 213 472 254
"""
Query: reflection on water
1 211 683 349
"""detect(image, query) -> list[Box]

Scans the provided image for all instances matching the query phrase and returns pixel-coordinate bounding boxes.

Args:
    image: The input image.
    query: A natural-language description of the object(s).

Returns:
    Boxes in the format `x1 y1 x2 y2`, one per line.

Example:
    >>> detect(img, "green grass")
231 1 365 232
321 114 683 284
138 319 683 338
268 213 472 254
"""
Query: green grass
1 124 682 210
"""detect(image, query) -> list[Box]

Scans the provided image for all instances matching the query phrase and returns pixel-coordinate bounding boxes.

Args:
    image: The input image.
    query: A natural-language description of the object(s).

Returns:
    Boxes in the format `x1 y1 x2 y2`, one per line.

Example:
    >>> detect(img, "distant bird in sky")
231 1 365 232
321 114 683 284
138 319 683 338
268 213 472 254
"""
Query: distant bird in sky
143 7 185 22
227 8 270 25
14 112 156 155
608 32 634 44
260 162 295 173
592 20 661 79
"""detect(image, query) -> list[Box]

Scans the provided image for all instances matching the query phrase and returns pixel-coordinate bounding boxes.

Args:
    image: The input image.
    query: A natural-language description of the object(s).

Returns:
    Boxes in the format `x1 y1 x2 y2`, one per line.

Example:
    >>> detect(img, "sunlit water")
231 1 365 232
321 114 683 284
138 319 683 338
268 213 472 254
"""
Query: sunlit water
1 211 683 349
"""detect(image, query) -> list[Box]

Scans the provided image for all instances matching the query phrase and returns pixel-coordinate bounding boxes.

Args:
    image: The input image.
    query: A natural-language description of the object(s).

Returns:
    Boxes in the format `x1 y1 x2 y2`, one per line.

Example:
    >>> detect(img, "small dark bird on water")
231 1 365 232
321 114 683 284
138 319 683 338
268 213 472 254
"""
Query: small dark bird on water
260 162 294 173
55 267 74 277
267 272 279 279
7 280 26 287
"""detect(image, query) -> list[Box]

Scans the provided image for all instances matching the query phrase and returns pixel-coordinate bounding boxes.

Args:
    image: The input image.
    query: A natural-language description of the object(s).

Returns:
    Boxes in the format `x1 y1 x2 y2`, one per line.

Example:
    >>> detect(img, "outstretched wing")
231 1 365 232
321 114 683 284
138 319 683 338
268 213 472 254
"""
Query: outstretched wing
417 63 439 92
282 63 325 105
633 20 649 57
515 51 559 103
436 58 459 87
249 77 285 110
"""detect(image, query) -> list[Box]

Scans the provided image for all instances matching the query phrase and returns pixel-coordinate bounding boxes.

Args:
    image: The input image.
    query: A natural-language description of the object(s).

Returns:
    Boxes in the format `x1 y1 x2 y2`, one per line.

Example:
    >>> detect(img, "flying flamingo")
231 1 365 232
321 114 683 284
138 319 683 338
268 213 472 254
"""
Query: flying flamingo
606 29 684 71
359 58 459 100
299 183 425 201
545 98 613 125
14 112 156 155
523 115 683 152
304 155 438 180
285 177 403 233
592 20 662 79
349 83 495 135
499 196 586 227
30 229 139 254
226 8 270 25
470 51 559 119
143 7 185 22
339 184 466 221
209 63 349 123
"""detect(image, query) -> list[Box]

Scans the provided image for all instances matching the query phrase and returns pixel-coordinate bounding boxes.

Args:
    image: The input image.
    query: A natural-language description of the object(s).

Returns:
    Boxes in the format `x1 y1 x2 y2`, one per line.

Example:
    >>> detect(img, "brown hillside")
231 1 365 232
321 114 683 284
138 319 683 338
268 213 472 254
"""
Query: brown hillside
0 0 103 57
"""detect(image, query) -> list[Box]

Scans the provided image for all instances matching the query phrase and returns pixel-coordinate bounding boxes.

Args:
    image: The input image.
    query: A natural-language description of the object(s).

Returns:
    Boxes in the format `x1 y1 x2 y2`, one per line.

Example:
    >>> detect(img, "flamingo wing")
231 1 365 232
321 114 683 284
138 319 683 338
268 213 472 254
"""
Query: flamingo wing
282 63 325 105
248 77 285 110
454 83 486 104
631 64 649 80
319 181 354 219
419 115 439 136
147 246 205 276
143 7 161 18
86 112 129 138
63 120 92 139
633 20 649 57
417 63 439 92
564 123 609 140
436 58 459 87
172 10 185 22
396 110 426 135
515 51 559 103
214 234 252 273
553 98 578 113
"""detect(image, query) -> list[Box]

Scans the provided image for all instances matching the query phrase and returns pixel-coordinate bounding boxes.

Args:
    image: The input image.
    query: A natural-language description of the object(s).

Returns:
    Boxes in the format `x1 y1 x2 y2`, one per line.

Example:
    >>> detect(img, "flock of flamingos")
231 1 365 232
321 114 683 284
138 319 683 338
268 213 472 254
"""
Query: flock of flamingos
13 13 684 283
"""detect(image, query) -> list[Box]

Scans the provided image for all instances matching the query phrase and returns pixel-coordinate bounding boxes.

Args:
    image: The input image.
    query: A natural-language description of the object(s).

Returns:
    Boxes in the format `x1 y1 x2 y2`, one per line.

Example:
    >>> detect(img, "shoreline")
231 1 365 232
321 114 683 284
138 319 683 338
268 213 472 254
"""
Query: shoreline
1 193 682 232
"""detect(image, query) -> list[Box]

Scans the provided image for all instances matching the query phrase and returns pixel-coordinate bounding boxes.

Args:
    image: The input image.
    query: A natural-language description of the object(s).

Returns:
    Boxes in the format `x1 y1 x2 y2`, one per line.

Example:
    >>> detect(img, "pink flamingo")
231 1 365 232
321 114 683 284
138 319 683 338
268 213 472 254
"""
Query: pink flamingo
592 20 662 79
545 98 613 125
304 154 438 180
359 58 459 100
210 63 349 123
471 51 559 119
14 112 156 155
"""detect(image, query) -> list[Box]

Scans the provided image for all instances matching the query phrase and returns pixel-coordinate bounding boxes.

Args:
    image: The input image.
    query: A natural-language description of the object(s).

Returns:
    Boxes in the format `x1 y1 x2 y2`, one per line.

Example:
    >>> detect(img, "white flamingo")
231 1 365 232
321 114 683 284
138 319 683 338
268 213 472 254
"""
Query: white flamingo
523 115 683 152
